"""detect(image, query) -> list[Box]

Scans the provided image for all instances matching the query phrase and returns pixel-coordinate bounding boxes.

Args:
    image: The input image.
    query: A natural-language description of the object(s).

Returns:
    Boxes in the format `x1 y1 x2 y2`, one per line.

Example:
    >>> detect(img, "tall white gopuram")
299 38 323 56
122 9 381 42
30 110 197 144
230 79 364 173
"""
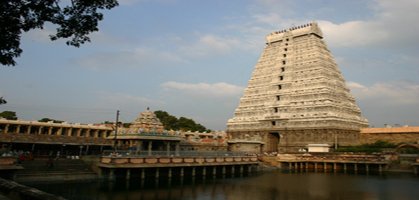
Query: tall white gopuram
227 22 368 153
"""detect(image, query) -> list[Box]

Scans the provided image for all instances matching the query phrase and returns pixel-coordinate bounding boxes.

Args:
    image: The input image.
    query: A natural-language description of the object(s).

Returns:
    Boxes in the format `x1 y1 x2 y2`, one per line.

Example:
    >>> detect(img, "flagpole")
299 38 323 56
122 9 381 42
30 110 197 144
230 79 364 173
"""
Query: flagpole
114 110 120 152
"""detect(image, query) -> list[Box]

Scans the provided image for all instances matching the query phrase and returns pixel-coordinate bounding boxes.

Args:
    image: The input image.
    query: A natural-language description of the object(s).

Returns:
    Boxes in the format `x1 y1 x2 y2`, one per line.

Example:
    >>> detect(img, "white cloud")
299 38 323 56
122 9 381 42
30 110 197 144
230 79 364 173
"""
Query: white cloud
318 20 387 47
200 35 237 53
159 81 245 130
347 82 367 90
348 81 419 126
246 0 419 50
318 0 419 48
91 91 166 120
76 33 247 69
76 47 186 69
179 34 241 57
161 81 244 98
348 81 419 105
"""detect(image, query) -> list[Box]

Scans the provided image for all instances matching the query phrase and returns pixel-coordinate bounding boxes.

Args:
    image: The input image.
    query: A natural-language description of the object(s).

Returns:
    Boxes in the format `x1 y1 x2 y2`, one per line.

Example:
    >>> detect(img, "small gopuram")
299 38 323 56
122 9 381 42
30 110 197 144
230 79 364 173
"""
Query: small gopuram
227 22 368 153
110 108 182 155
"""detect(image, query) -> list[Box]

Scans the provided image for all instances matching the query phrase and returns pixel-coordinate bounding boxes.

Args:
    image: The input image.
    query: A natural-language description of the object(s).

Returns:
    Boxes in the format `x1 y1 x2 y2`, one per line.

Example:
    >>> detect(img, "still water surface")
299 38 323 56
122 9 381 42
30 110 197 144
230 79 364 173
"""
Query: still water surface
29 171 419 200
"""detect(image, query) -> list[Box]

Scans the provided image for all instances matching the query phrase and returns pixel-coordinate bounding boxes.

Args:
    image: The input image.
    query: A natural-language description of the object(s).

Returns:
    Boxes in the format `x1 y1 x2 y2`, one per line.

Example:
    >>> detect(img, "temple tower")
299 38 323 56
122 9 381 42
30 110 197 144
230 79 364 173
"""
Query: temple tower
129 108 164 133
227 22 368 153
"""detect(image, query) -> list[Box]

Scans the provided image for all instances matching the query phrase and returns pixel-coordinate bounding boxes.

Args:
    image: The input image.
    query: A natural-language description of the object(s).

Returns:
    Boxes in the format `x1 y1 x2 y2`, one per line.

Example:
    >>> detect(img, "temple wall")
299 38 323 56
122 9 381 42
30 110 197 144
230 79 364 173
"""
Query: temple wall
228 128 360 153
228 143 262 153
278 129 359 152
360 133 419 144
360 127 419 144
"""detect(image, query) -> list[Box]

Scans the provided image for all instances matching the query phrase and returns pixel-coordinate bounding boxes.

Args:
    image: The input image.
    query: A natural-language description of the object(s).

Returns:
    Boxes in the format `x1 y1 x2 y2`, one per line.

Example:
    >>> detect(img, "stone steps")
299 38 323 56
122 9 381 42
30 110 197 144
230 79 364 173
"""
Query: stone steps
14 158 96 182
18 159 90 172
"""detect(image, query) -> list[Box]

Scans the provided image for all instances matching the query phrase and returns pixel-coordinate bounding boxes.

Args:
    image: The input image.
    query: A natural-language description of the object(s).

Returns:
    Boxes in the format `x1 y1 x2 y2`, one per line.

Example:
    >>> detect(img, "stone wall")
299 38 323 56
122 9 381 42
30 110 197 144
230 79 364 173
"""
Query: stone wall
228 142 262 153
228 128 360 153
360 127 419 144
278 129 359 152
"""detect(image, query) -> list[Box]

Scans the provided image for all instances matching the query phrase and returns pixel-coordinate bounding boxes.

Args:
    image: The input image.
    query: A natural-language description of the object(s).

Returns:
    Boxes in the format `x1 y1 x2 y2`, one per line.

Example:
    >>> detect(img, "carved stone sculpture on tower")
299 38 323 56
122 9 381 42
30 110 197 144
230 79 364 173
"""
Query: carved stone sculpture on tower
129 108 164 133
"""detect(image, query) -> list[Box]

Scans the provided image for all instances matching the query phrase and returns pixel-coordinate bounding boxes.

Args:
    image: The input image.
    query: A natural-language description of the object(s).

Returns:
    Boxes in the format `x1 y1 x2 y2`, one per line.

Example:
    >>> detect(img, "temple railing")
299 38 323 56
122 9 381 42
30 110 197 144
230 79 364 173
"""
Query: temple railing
101 150 254 158
99 151 258 165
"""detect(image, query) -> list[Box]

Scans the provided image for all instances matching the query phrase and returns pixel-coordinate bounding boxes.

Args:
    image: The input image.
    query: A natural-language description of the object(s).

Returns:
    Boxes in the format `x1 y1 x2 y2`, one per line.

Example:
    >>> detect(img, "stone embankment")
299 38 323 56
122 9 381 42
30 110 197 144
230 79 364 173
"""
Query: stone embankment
258 155 280 170
0 156 102 199
14 157 98 183
260 153 419 174
0 178 65 200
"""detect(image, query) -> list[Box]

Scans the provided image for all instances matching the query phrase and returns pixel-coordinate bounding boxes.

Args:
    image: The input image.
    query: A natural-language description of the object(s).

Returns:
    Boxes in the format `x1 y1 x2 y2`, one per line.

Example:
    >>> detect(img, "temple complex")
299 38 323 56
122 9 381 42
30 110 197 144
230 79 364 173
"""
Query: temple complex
0 118 113 156
126 108 165 133
227 22 369 153
0 108 227 157
111 108 227 153
109 108 183 154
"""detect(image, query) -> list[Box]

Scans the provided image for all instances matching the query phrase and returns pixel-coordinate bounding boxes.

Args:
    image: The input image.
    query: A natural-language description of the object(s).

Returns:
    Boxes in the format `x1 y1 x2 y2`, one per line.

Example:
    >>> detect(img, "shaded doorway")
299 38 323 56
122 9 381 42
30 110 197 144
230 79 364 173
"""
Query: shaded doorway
267 132 280 152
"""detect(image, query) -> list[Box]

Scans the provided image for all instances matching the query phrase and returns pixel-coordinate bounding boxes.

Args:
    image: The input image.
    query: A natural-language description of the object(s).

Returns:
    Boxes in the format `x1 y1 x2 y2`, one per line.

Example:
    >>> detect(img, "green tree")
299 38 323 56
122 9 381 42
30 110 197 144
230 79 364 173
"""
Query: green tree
154 110 210 132
38 118 63 123
0 111 17 120
154 110 179 130
0 97 6 105
177 117 194 131
122 122 131 128
1 0 119 66
102 121 125 128
335 140 397 153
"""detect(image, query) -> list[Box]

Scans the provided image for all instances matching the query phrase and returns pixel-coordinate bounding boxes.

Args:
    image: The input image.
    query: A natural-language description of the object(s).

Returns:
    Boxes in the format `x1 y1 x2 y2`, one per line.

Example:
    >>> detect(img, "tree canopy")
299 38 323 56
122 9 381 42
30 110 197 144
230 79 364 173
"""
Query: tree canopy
38 118 64 123
1 0 119 66
102 121 130 128
154 110 211 132
0 111 17 120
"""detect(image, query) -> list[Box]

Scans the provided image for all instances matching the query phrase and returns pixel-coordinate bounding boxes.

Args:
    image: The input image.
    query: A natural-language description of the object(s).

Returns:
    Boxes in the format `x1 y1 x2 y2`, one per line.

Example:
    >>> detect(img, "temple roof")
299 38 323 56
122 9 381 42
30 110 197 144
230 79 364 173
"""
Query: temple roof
130 108 163 128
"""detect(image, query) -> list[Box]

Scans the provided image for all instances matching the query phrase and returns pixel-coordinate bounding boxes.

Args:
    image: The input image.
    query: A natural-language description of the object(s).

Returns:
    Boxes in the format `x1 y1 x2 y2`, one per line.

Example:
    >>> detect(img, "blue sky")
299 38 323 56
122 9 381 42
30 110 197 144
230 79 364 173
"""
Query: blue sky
1 0 419 130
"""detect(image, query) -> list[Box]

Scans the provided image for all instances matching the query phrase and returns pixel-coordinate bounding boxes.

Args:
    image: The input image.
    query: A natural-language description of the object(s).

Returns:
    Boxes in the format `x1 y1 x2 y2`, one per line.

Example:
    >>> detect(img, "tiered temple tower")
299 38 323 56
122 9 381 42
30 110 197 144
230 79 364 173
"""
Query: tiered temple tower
127 108 164 133
227 22 368 153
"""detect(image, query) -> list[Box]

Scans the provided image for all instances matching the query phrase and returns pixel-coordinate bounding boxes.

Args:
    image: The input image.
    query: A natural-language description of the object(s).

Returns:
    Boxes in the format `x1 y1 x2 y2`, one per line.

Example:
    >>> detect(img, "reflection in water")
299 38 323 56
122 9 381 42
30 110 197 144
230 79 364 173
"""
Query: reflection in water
28 171 419 200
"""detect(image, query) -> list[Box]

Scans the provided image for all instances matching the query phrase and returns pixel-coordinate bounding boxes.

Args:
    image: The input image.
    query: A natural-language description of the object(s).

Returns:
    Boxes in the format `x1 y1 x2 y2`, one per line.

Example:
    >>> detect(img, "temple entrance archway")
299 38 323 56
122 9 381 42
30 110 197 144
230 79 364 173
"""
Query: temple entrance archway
266 132 280 152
